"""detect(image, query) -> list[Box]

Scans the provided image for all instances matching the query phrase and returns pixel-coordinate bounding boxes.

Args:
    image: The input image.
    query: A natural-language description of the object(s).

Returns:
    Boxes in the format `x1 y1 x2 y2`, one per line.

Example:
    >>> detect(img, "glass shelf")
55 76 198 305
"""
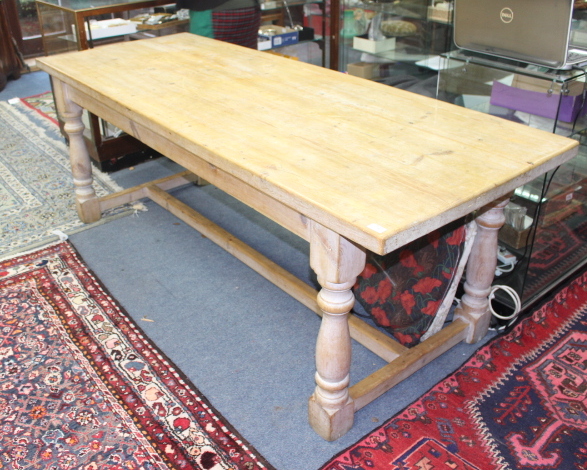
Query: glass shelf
438 51 587 137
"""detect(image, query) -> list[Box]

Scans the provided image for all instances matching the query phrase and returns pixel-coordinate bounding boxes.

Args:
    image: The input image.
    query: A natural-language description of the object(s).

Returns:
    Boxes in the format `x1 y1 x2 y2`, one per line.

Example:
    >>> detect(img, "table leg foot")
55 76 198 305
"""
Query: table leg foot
308 394 354 441
75 197 102 224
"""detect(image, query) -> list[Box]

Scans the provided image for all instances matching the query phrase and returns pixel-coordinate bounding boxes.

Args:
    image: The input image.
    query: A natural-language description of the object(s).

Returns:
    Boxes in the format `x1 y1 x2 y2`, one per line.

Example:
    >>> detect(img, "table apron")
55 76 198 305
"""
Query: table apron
66 85 312 242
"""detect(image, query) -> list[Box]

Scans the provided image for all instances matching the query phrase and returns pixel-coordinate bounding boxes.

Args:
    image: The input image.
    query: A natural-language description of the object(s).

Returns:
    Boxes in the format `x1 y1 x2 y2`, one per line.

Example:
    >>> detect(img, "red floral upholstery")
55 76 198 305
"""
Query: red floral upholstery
353 220 467 347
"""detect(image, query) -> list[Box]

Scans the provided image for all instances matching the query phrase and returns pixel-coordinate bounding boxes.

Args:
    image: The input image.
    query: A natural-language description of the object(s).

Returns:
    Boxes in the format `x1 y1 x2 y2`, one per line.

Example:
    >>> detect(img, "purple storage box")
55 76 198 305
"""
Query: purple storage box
490 80 587 123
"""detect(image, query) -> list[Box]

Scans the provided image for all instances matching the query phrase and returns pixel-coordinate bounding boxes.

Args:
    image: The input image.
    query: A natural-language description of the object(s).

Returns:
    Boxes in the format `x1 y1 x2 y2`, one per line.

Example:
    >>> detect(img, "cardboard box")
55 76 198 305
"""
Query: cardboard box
499 214 533 249
85 19 137 40
258 37 272 51
258 30 299 50
353 34 396 54
499 223 532 249
512 74 585 95
260 0 277 9
540 199 582 227
347 62 379 79
427 5 453 23
541 181 583 214
490 75 587 123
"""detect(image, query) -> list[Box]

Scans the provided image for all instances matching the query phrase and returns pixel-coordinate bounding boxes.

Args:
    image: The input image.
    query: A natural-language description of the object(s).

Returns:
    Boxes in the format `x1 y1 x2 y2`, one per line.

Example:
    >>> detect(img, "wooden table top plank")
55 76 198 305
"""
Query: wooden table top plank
37 33 579 254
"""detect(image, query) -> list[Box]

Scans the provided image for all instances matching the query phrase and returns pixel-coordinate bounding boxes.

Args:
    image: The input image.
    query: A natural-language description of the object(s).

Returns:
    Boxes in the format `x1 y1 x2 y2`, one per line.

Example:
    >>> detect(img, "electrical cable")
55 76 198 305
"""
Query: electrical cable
489 284 521 321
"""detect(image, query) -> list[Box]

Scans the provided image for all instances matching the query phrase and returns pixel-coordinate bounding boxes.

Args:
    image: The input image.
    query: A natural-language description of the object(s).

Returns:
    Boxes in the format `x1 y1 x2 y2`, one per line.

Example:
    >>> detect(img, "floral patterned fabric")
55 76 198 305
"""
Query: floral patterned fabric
353 221 467 348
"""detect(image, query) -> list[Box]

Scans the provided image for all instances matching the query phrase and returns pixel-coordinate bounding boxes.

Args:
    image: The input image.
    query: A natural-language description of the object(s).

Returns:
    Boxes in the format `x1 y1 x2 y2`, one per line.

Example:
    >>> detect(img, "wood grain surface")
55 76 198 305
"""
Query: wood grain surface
37 33 579 254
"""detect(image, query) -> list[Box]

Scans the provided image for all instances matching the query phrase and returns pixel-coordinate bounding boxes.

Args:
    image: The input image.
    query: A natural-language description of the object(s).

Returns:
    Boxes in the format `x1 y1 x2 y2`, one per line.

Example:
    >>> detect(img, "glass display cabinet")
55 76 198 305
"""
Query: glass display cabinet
332 0 587 312
437 52 587 311
1 0 23 91
333 0 453 81
36 0 174 54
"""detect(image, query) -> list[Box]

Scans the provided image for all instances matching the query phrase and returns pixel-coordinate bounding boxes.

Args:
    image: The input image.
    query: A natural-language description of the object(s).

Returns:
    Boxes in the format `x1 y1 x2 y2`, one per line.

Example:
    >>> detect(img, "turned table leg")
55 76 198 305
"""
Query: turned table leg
52 79 101 224
454 197 509 343
308 221 366 441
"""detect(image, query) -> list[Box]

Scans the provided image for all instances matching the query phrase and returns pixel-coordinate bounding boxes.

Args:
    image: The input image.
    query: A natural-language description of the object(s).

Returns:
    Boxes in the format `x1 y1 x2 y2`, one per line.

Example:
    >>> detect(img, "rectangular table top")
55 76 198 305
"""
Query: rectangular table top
37 33 579 254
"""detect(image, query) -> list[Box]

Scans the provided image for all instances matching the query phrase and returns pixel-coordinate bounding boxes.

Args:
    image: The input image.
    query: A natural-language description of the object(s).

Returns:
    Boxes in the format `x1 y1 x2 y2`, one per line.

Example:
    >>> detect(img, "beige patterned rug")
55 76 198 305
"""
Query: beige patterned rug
0 100 131 258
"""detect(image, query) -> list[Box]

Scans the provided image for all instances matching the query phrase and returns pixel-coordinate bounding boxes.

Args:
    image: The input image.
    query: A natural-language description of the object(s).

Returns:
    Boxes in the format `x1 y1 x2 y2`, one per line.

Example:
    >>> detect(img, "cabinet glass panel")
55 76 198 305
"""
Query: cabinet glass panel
509 149 587 308
437 53 587 137
437 53 587 311
339 0 452 84
36 2 77 55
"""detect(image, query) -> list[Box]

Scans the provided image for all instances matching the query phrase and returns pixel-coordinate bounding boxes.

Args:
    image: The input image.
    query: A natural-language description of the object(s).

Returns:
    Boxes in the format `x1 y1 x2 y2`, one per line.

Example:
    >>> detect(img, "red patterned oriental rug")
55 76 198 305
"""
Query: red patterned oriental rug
20 91 58 126
320 270 587 470
0 242 274 470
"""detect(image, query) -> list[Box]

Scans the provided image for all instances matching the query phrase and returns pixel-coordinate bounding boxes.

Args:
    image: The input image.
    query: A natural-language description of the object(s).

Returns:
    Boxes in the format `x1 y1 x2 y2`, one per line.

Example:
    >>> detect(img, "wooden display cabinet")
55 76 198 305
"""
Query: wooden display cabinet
36 0 176 169
0 0 23 91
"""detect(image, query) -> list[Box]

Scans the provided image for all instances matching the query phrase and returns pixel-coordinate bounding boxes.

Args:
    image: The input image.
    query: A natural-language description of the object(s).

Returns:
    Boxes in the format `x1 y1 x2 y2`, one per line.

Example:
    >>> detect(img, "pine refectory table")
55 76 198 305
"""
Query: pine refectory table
36 33 579 441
